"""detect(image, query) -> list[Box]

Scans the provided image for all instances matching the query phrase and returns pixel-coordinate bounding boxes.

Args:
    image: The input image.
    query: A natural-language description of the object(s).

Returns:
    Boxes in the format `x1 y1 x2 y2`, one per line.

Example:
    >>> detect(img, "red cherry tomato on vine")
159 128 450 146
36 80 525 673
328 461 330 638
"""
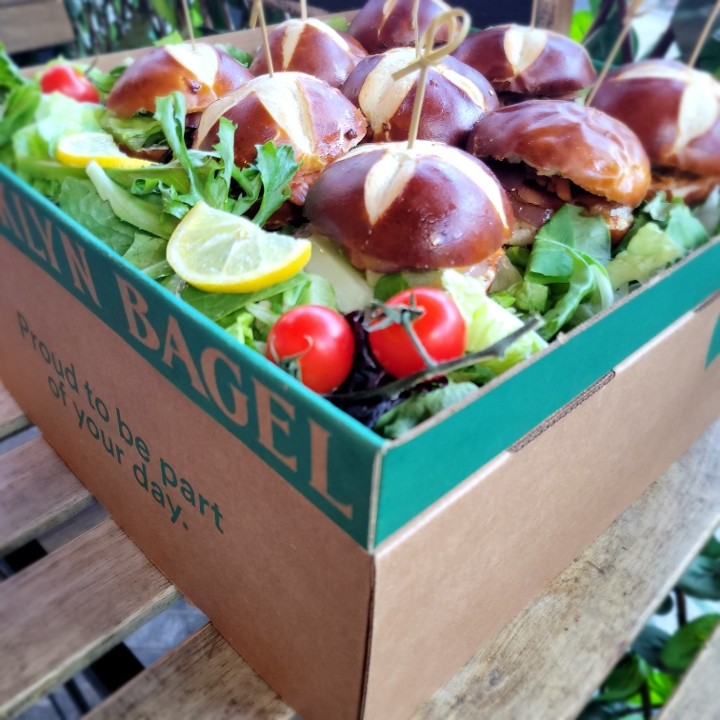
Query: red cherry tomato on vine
39 65 100 103
266 305 355 394
368 287 466 379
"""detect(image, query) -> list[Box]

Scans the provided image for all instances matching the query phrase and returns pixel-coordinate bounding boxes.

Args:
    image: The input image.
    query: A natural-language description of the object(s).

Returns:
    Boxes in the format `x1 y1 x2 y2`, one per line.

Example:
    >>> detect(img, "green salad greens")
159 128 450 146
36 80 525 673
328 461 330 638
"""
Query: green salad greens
0 41 716 438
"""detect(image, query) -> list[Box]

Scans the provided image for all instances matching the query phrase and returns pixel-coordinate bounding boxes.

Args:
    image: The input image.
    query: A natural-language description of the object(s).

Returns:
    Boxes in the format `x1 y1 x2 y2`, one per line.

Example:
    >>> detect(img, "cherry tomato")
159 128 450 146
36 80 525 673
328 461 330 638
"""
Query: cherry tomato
368 288 466 378
39 65 100 103
266 305 355 394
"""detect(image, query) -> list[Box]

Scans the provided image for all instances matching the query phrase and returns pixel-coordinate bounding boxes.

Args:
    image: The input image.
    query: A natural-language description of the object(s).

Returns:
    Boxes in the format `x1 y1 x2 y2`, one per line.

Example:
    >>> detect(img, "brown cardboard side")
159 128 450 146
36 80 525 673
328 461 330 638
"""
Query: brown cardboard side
364 294 720 720
0 238 373 720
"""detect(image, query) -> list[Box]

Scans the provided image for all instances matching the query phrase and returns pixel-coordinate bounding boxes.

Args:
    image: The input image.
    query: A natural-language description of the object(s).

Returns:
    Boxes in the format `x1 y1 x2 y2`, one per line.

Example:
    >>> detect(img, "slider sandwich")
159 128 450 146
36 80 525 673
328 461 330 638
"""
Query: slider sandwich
590 59 720 204
467 99 651 243
304 140 513 276
453 24 597 103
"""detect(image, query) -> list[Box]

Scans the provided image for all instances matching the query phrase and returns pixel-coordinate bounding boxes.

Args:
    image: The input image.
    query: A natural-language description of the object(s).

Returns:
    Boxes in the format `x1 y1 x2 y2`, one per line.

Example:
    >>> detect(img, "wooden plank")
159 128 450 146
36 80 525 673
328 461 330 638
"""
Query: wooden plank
536 0 574 33
0 519 179 719
659 621 720 720
0 383 28 439
85 623 295 720
0 0 74 54
413 418 720 720
0 434 92 555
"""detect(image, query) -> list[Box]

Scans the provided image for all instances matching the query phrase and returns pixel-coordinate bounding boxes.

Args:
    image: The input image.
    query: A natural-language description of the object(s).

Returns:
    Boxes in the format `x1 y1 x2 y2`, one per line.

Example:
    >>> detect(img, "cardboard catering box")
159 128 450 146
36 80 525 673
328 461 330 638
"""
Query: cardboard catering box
1 35 720 720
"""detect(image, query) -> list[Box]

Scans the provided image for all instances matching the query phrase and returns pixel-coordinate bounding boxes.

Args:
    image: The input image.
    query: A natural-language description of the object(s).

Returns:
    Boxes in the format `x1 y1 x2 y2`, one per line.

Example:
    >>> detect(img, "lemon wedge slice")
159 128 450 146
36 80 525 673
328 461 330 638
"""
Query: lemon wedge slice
166 201 312 293
56 132 155 169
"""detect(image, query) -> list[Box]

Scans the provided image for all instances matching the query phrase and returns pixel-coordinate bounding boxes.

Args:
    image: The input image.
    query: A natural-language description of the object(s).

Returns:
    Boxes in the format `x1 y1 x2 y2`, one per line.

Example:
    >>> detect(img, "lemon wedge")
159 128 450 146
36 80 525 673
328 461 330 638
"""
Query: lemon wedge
56 132 155 169
166 201 312 293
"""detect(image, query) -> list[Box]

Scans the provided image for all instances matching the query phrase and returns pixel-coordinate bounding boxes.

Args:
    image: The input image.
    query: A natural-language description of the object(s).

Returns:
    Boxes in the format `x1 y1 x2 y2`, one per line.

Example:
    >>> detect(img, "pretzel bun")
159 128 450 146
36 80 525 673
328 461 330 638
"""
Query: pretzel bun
303 141 513 273
106 43 253 117
467 99 650 207
196 72 368 204
342 47 498 147
348 0 459 54
453 25 596 100
590 59 720 181
249 18 367 88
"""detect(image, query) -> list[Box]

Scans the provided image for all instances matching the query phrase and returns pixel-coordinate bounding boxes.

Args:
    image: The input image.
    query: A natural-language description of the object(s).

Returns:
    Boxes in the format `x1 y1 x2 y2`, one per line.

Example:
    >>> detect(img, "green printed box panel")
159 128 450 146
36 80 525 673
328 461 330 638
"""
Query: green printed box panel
374 238 720 545
0 165 382 547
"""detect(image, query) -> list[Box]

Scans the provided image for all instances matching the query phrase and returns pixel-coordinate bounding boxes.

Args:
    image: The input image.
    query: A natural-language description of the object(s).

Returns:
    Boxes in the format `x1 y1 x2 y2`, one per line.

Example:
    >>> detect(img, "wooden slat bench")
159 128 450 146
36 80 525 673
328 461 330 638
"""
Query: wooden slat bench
0 378 718 719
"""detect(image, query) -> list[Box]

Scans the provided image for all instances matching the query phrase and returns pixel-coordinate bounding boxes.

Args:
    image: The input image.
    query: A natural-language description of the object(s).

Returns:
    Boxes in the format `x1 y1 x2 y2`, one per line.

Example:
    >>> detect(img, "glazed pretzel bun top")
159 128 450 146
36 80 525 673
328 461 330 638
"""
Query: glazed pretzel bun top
106 44 253 117
467 99 651 207
590 59 720 178
342 47 498 146
348 0 459 54
453 24 596 99
249 18 368 88
303 141 513 273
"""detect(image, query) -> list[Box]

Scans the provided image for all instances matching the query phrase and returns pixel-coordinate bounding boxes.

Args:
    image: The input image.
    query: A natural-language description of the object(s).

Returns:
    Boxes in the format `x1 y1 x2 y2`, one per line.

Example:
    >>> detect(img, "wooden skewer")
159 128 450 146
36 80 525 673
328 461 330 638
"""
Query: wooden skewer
255 0 274 76
180 0 196 50
688 0 720 67
300 0 308 23
586 0 644 106
392 8 471 150
413 0 421 60
529 0 539 29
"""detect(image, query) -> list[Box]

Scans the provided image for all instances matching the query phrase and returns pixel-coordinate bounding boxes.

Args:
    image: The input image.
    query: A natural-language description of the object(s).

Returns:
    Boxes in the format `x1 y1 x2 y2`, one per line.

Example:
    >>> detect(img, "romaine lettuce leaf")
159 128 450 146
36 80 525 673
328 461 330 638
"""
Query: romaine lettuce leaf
607 223 685 289
58 177 136 254
442 270 548 375
86 161 178 239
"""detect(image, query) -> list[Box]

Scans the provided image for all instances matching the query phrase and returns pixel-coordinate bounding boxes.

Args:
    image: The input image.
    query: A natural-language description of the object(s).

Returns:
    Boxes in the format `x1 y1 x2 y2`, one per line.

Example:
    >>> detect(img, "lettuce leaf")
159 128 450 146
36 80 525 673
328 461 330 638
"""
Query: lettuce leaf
85 161 178 239
374 382 479 439
101 112 166 152
607 198 709 290
496 205 614 339
442 270 548 376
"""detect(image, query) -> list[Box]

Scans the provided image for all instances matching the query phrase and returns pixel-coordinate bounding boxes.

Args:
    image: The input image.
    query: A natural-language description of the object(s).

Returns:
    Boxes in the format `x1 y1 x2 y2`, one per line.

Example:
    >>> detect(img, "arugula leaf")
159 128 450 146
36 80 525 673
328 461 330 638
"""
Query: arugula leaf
153 94 298 226
251 142 300 226
180 274 310 322
154 92 205 203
